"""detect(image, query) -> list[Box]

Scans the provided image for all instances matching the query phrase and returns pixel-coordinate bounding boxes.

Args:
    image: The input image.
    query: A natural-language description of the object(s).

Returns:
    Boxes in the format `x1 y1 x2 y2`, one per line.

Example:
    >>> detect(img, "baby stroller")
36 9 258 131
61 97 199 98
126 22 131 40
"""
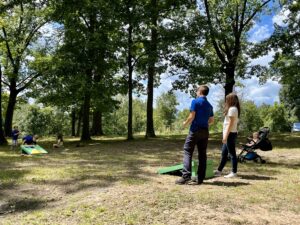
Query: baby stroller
238 127 273 164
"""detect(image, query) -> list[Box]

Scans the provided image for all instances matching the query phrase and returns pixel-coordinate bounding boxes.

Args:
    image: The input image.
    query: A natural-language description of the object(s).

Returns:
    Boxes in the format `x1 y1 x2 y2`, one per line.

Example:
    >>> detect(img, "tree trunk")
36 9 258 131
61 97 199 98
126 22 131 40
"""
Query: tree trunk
71 109 76 136
224 65 236 97
127 65 133 140
4 86 18 137
146 0 158 138
91 110 104 136
146 65 156 138
127 3 134 140
81 90 91 141
76 107 82 137
0 66 7 144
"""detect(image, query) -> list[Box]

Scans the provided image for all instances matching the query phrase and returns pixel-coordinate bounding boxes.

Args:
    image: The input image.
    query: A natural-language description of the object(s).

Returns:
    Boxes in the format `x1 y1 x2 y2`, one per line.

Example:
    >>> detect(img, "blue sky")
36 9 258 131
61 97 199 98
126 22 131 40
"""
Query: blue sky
154 4 289 111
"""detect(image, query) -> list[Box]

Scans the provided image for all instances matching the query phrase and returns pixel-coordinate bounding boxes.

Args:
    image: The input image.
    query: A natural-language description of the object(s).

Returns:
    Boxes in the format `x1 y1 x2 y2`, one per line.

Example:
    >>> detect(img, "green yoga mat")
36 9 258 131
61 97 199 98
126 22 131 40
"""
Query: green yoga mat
21 145 48 155
158 159 214 179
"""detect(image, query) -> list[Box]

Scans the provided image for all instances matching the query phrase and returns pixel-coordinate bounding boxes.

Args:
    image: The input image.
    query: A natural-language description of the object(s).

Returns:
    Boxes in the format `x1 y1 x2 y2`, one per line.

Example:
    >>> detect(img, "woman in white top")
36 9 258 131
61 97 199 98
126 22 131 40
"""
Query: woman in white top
215 93 240 178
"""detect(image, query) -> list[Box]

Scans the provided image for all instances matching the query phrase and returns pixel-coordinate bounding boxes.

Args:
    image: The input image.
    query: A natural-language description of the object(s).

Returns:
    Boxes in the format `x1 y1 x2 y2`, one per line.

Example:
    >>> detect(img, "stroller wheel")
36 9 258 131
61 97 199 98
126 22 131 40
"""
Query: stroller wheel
239 157 245 163
261 159 266 164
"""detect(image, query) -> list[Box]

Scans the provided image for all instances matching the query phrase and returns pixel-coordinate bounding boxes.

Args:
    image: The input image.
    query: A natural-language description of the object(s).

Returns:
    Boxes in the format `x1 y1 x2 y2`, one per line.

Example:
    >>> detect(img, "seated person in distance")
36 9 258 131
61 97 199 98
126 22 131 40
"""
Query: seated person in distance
53 133 64 148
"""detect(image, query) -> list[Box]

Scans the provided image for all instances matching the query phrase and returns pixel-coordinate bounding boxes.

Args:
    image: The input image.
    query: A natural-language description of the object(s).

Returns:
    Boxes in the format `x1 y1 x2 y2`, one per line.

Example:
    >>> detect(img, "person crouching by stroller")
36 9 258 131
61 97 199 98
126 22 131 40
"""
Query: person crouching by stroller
215 93 241 178
11 126 20 150
22 134 39 145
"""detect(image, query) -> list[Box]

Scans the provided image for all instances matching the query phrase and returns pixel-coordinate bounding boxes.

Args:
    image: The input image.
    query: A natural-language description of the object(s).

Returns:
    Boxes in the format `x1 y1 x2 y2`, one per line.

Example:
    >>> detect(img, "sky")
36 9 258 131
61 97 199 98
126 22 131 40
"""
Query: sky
153 4 289 111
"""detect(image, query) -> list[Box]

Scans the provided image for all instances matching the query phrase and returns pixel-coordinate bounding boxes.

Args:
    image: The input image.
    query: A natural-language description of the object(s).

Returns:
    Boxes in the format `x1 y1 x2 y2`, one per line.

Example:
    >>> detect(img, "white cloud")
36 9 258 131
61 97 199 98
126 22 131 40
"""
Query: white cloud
152 74 280 112
154 76 224 111
272 8 290 27
250 50 275 67
248 25 272 43
40 23 57 38
238 77 281 106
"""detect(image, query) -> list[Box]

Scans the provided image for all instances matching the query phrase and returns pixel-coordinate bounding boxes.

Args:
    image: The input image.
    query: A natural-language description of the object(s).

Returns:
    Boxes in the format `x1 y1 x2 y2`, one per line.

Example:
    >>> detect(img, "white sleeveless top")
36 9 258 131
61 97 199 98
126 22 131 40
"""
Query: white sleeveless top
223 106 239 137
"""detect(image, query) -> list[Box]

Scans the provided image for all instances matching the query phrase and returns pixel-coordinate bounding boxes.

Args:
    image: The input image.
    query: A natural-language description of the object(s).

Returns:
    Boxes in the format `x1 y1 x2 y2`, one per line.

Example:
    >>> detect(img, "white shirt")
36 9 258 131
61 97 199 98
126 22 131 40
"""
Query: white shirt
223 106 239 137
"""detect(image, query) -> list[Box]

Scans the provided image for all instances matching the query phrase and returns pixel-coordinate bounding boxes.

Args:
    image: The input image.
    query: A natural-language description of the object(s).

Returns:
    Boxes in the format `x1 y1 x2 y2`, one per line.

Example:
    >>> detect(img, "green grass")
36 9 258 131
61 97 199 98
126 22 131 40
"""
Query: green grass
0 133 299 225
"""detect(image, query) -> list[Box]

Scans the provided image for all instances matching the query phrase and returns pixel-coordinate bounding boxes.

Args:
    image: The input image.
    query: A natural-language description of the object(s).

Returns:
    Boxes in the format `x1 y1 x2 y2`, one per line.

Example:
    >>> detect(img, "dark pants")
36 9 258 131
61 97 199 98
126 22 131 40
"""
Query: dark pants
182 129 209 183
217 132 238 173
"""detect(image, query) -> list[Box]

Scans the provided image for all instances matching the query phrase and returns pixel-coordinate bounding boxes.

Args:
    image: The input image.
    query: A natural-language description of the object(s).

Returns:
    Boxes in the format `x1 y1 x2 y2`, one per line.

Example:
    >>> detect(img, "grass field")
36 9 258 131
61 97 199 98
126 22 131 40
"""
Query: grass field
0 133 299 225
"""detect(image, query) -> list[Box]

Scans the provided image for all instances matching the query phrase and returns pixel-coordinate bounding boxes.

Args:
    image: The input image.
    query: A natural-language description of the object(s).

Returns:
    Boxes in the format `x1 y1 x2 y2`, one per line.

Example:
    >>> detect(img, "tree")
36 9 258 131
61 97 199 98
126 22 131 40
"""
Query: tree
102 97 147 135
262 103 290 132
174 0 273 97
49 0 122 141
155 92 178 129
117 0 146 140
0 65 7 144
138 0 196 137
268 1 300 121
0 0 52 136
239 100 263 132
16 104 70 136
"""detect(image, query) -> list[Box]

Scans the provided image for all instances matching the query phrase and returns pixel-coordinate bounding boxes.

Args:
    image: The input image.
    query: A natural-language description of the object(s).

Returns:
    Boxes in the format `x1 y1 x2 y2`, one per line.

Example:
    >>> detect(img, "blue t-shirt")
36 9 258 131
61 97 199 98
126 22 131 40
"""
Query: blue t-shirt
189 96 214 132
12 129 19 140
23 135 36 145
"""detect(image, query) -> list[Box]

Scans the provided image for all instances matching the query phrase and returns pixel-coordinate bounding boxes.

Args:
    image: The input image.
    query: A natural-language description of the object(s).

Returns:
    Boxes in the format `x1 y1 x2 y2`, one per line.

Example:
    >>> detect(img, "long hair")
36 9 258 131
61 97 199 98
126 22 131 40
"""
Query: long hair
224 93 240 117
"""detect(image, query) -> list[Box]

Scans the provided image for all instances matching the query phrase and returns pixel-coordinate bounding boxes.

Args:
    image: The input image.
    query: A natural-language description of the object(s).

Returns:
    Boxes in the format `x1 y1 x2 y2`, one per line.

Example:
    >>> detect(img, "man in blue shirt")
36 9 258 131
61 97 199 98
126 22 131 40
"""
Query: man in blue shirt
176 85 214 185
22 135 39 145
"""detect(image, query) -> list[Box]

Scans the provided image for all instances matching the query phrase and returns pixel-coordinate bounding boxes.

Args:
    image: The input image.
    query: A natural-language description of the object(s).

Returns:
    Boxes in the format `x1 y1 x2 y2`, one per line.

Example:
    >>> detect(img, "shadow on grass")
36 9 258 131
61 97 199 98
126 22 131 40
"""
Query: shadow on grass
239 174 276 181
266 161 300 170
0 198 47 215
207 180 250 187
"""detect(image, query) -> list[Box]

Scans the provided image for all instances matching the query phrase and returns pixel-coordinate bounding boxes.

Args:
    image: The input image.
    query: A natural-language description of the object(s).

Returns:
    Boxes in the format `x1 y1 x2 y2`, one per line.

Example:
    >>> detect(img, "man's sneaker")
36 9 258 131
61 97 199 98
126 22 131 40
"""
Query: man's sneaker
214 170 222 177
175 177 191 185
224 172 237 178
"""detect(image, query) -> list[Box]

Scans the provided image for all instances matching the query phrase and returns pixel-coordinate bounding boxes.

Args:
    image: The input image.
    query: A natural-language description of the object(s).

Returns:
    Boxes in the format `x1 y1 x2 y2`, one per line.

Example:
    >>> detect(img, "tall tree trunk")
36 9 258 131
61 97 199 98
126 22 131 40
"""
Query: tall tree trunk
127 2 134 140
76 109 82 137
224 64 235 97
4 84 18 137
0 66 7 144
98 111 104 135
81 88 91 141
71 109 76 136
146 0 158 138
91 110 104 136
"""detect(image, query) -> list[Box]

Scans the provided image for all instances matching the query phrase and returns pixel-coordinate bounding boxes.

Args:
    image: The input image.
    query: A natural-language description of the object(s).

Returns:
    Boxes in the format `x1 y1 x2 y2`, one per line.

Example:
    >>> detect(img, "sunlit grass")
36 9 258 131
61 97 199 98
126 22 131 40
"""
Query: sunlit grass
0 133 299 224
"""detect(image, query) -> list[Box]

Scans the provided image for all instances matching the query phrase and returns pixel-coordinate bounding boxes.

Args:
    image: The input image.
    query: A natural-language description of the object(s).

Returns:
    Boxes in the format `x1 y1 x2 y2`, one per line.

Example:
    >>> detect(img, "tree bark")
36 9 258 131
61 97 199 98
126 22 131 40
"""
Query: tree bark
76 108 82 137
81 90 91 141
71 109 76 136
4 84 18 137
146 0 158 138
91 110 104 136
0 66 7 144
224 64 236 97
127 1 134 140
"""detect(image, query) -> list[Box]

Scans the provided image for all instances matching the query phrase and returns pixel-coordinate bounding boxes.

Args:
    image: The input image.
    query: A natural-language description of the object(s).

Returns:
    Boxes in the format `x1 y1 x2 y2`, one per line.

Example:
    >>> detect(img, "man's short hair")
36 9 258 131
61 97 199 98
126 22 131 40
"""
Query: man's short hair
198 85 209 96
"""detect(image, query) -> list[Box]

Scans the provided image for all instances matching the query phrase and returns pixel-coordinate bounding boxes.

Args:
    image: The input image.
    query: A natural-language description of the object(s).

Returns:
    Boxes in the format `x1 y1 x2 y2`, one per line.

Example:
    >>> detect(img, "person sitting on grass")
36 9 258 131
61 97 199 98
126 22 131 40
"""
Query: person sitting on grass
53 133 64 148
22 134 39 145
11 126 20 150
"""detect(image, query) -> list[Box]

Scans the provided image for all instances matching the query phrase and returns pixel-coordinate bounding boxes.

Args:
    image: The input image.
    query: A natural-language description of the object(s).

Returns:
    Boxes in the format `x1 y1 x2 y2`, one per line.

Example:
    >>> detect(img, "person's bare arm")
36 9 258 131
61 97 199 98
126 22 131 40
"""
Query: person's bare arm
183 111 195 128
